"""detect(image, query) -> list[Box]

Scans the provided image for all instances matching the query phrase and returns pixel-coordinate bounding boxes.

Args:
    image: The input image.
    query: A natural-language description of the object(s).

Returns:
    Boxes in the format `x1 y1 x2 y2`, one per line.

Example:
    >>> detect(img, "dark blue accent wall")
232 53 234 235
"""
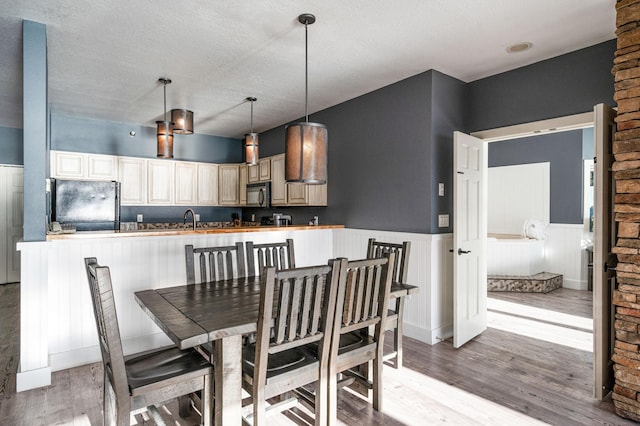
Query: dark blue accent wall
50 113 241 163
0 127 24 165
468 40 615 132
488 130 584 224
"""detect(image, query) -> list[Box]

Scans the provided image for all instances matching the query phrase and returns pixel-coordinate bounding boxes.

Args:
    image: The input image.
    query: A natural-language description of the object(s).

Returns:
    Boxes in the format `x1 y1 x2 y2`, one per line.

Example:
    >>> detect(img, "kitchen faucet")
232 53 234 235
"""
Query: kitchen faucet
183 208 196 230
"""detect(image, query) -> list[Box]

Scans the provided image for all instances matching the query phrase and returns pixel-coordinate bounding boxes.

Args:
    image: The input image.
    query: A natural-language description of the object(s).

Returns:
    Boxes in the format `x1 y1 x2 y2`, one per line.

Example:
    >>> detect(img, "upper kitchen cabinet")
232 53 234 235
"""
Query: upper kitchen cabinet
248 164 259 183
118 157 147 205
247 157 271 183
174 161 197 205
51 150 117 180
271 154 287 205
148 160 174 204
219 164 240 206
239 164 248 206
197 163 219 205
270 153 327 206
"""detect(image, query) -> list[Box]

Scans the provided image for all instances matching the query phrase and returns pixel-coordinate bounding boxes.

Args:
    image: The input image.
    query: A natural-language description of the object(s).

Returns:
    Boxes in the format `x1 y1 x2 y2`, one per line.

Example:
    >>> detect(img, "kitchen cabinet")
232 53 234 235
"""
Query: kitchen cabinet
148 160 174 204
51 151 118 180
239 164 248 206
219 164 240 206
118 157 147 205
175 161 197 205
197 163 218 205
259 157 271 181
270 154 287 205
248 164 259 183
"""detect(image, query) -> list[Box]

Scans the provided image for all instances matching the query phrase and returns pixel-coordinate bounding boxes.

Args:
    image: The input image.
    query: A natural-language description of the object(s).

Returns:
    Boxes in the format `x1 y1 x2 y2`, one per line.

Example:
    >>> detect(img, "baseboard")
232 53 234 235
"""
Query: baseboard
404 322 452 345
16 366 51 392
563 278 588 291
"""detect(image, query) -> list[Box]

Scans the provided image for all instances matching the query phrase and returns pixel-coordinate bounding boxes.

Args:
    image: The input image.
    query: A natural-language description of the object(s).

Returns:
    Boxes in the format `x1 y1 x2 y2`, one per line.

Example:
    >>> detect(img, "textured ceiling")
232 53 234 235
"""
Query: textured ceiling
0 0 616 138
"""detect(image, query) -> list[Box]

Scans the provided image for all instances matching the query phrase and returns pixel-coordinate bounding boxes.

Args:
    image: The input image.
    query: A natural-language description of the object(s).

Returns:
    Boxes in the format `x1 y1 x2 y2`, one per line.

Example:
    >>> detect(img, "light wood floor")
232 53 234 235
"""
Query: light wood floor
0 284 636 425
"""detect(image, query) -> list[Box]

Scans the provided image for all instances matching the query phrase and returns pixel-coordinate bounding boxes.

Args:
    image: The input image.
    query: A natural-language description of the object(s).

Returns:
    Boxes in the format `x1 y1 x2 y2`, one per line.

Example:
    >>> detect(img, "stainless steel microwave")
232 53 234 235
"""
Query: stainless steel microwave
246 182 271 208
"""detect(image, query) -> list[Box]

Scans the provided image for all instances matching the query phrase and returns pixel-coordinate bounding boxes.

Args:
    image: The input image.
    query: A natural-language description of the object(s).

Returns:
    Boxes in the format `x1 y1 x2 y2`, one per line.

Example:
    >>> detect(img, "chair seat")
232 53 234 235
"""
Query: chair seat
125 346 211 392
242 344 315 381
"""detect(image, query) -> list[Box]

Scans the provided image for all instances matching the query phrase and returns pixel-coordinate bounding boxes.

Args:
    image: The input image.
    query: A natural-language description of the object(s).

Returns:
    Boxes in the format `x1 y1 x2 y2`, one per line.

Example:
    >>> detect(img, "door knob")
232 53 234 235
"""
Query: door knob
458 249 471 255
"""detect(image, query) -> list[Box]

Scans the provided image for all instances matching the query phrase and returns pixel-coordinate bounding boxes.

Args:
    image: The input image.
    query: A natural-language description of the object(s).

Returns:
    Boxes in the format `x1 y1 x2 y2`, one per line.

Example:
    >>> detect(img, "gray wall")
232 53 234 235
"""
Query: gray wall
467 40 615 132
249 70 467 234
0 127 24 165
488 130 584 224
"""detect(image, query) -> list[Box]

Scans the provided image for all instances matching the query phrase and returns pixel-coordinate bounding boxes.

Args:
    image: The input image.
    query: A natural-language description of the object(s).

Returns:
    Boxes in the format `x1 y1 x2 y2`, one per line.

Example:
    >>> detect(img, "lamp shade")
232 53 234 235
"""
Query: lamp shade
171 109 194 134
245 132 259 165
285 122 327 184
156 120 174 159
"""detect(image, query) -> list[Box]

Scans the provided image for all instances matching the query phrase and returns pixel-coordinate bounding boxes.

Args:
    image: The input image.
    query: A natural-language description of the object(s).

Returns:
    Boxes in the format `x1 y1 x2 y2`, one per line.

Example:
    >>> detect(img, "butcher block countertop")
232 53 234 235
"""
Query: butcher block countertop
45 224 344 240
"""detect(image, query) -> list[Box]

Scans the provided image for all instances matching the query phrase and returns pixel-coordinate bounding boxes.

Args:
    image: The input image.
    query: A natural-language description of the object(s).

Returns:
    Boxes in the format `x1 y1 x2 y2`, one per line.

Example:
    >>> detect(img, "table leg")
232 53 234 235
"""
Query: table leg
214 335 243 426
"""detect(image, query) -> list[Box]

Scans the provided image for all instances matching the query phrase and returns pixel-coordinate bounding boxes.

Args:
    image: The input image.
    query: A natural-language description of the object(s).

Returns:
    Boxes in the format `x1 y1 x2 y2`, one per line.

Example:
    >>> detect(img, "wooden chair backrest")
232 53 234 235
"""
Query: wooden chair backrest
252 260 342 391
330 252 396 355
366 238 410 284
185 242 246 284
84 257 130 414
245 239 296 276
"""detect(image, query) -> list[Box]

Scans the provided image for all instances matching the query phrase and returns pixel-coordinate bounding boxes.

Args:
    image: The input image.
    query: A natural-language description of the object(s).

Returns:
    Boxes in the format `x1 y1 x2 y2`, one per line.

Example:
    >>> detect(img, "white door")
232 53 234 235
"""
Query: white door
0 166 23 283
593 103 616 399
453 132 488 347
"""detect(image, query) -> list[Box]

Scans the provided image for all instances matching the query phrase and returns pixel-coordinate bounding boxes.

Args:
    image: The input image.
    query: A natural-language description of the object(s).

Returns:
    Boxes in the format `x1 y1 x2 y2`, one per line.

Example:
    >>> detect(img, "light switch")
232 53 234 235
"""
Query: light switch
438 214 449 227
195 214 200 222
438 183 445 197
136 214 143 222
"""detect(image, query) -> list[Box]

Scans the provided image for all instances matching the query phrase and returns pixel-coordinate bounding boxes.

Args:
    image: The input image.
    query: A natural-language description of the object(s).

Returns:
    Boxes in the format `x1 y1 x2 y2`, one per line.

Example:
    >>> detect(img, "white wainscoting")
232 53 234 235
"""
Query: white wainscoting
333 229 454 345
544 223 589 290
17 229 334 392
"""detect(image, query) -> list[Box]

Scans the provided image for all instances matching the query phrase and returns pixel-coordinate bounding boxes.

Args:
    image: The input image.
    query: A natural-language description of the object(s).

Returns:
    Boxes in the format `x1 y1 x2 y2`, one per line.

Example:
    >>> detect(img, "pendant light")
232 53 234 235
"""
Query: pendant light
285 13 327 184
171 108 194 134
156 78 174 159
244 97 259 165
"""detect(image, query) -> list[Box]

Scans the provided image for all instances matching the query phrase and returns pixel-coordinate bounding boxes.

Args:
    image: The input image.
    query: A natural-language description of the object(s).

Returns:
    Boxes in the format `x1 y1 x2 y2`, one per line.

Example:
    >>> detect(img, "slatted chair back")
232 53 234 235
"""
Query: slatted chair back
250 260 342 425
84 257 131 419
332 252 396 341
245 239 296 276
366 238 410 284
185 242 246 284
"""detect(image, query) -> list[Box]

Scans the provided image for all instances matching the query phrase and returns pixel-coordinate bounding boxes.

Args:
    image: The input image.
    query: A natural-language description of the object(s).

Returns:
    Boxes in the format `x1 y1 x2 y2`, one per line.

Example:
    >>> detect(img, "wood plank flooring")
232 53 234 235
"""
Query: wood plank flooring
0 284 637 425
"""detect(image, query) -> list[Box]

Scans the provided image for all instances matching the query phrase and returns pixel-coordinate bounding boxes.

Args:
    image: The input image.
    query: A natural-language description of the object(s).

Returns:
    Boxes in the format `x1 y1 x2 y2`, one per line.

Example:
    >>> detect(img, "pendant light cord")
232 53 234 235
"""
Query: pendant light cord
250 99 254 133
163 82 167 121
305 21 309 123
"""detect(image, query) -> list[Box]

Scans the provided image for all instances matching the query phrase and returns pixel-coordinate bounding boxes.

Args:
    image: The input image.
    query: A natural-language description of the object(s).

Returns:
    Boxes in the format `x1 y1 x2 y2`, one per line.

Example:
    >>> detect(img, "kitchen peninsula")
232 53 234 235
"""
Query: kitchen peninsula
16 224 342 391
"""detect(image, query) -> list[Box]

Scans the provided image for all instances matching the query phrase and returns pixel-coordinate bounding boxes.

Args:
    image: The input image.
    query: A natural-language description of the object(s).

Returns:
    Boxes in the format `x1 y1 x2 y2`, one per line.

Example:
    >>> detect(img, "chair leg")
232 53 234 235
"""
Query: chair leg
328 368 338 425
202 372 213 426
394 297 406 369
178 395 191 418
315 368 328 426
372 356 384 412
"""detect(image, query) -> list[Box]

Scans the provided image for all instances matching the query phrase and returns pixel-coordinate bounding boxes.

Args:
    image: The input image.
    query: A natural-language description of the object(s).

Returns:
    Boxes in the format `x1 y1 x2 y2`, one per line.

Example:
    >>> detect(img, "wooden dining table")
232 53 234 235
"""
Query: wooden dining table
134 275 418 425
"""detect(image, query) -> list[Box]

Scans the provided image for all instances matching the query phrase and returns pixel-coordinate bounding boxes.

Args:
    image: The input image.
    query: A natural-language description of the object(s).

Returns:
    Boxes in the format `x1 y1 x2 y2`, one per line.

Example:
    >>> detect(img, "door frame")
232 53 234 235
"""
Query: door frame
469 109 606 396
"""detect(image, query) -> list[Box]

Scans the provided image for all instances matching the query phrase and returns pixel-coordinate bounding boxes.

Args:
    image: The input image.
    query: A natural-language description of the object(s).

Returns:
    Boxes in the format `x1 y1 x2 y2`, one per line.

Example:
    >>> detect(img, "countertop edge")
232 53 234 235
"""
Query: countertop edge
46 224 344 240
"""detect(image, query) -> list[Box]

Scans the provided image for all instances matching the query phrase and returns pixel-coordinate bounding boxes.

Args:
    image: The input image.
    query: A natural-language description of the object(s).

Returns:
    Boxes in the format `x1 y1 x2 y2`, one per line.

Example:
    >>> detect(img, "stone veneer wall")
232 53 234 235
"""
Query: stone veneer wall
612 0 640 421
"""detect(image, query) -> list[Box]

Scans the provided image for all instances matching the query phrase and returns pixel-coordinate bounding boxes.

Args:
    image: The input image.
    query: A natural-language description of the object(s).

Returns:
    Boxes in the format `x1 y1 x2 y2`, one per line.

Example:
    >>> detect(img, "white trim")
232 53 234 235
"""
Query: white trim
16 367 51 392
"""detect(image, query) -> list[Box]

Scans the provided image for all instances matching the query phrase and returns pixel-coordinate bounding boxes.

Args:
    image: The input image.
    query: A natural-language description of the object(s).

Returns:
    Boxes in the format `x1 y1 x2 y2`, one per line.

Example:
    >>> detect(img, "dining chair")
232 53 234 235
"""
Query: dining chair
245 238 296 276
185 242 246 284
242 260 342 426
83 257 213 426
366 238 411 368
327 252 396 424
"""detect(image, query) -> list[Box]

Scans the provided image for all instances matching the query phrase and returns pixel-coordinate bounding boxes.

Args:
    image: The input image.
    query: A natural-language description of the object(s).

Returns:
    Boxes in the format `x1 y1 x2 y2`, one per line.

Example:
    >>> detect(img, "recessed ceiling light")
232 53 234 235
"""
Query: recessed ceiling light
506 42 533 53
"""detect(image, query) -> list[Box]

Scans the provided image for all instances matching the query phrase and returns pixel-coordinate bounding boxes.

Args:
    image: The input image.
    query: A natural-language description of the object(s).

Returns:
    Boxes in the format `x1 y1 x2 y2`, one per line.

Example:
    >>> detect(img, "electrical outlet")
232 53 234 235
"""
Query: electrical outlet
195 214 200 222
438 183 445 197
136 214 143 222
438 214 449 227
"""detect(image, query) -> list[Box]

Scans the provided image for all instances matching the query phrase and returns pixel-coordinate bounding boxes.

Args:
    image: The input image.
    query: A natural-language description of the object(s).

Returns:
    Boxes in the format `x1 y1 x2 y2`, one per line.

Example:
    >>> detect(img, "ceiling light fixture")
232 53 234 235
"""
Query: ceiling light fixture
245 97 259 165
506 42 533 54
284 13 327 184
171 108 194 134
157 78 174 159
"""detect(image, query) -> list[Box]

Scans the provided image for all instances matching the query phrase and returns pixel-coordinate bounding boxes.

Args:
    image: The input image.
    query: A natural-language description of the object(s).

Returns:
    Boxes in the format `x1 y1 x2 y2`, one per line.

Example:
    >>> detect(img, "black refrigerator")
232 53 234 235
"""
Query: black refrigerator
52 179 121 231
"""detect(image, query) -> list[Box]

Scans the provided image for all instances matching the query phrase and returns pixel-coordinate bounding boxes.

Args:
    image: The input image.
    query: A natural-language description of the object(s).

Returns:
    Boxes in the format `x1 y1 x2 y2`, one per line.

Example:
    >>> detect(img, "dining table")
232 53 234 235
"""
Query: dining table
134 275 419 425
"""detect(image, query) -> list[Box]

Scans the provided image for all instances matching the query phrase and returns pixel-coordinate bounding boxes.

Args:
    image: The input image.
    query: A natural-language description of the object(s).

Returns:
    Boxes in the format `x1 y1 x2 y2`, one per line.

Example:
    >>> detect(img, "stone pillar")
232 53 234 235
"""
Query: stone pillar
612 0 640 421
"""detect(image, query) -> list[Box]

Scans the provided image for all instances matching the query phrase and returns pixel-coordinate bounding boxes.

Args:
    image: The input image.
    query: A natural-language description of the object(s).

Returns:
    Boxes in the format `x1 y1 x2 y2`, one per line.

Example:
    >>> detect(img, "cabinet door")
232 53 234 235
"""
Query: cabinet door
271 154 287 205
287 183 308 205
197 163 219 205
87 154 118 180
118 157 147 205
248 164 259 183
306 183 328 206
148 160 174 204
259 157 271 181
239 164 248 206
175 162 197 205
51 151 85 178
219 164 240 206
